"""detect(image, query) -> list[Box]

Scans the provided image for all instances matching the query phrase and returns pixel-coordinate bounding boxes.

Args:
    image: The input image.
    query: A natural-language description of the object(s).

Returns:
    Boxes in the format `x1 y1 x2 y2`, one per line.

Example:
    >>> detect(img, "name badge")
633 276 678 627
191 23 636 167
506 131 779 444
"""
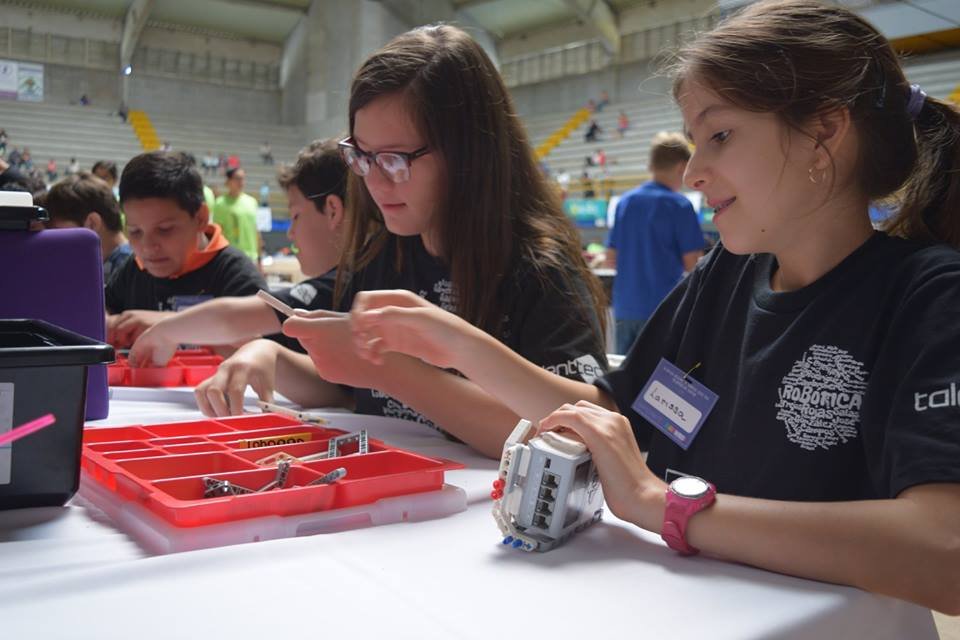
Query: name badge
632 358 718 450
170 295 213 311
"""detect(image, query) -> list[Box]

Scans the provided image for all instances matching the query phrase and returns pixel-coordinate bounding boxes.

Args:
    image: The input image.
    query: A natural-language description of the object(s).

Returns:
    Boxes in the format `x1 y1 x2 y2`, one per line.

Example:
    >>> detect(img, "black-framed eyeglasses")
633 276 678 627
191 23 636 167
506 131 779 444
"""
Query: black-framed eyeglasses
338 137 429 184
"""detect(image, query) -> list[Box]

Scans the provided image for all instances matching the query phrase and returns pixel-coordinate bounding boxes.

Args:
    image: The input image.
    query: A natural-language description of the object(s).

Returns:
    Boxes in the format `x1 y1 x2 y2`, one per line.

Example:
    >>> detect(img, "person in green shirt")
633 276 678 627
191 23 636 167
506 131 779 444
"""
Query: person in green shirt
213 167 261 264
203 184 215 211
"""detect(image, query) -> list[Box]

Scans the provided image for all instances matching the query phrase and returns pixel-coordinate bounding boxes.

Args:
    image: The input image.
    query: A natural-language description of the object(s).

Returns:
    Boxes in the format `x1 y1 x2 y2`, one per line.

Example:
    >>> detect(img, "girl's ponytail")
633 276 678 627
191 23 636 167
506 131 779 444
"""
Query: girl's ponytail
884 97 960 248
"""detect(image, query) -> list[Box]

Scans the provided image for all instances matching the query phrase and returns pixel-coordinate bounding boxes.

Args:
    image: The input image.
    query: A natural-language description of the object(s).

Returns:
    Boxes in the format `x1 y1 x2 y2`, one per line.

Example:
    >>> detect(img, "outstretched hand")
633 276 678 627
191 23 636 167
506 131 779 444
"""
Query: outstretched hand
539 400 665 528
282 308 391 388
127 324 178 368
348 290 474 370
106 310 171 349
194 339 277 417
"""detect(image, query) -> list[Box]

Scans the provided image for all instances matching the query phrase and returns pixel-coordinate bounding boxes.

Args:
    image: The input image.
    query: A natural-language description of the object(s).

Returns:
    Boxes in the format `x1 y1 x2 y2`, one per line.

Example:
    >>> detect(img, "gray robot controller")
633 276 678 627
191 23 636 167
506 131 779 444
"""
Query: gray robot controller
492 419 604 551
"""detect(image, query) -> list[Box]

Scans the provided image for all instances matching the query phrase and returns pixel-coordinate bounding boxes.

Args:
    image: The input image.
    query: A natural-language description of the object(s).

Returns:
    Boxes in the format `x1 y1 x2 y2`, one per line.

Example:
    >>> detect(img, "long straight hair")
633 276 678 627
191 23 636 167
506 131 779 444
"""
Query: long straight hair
337 25 606 337
667 0 960 247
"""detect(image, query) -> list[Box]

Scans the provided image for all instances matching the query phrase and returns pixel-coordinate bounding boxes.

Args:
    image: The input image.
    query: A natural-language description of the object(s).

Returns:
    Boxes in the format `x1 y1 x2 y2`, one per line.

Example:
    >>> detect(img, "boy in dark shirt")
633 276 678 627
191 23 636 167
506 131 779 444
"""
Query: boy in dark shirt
39 172 132 282
127 139 346 362
105 151 265 347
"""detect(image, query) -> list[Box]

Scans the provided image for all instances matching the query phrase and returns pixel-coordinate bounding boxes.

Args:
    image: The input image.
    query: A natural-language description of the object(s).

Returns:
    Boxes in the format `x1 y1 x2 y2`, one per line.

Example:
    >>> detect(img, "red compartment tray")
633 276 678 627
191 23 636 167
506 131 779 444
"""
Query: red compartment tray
108 348 223 387
81 414 465 529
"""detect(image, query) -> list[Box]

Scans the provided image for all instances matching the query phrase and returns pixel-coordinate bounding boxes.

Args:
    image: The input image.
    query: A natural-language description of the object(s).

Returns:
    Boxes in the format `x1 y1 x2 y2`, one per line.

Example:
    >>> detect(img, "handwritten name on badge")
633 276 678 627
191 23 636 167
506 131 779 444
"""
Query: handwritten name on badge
632 359 718 450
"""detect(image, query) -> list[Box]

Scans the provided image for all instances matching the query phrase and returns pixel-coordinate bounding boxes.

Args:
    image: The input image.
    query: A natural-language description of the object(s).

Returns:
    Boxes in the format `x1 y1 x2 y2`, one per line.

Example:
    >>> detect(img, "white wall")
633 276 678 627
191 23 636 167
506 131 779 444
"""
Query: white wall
509 58 671 118
44 63 120 107
128 73 280 123
139 26 281 65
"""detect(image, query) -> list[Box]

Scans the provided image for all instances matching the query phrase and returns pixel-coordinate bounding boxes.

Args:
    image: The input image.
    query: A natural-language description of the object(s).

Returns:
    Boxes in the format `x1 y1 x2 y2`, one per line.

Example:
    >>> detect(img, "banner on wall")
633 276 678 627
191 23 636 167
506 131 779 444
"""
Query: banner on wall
16 62 44 102
0 60 44 102
0 60 17 100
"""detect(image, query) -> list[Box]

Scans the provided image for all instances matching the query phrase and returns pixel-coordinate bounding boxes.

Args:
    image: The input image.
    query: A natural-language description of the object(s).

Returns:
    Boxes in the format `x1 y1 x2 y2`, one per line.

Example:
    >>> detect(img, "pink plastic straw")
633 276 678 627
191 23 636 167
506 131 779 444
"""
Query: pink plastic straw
0 413 56 446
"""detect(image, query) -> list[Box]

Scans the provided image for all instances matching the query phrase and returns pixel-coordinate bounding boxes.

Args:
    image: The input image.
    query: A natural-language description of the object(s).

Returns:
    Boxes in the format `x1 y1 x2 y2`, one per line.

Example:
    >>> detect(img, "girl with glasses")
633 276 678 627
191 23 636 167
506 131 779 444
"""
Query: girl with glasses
283 25 607 457
335 1 960 612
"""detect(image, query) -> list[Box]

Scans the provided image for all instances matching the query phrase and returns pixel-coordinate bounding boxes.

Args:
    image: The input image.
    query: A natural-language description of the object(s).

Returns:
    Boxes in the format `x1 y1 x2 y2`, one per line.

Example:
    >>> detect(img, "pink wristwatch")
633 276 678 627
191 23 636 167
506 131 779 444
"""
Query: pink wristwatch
661 474 716 556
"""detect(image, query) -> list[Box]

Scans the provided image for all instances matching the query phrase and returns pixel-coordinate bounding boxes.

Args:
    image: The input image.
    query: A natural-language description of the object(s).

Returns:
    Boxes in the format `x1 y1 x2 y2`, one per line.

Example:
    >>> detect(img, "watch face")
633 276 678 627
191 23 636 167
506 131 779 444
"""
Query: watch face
671 476 709 499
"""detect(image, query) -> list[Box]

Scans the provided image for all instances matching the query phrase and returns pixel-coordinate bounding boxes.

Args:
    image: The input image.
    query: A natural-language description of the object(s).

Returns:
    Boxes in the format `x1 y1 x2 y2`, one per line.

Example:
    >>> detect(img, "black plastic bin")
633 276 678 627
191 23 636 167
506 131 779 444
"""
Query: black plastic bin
0 319 114 510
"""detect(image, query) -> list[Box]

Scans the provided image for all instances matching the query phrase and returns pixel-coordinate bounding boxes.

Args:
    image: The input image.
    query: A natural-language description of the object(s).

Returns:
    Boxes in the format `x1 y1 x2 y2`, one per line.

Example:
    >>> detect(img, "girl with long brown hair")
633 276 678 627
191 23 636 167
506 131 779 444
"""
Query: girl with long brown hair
283 25 608 458
342 1 960 612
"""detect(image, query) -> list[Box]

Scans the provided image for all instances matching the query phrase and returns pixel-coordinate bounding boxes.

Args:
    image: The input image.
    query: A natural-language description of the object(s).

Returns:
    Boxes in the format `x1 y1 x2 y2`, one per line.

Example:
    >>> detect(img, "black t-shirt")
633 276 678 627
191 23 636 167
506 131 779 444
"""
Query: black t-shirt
340 235 608 431
264 270 336 353
596 232 960 502
105 245 266 313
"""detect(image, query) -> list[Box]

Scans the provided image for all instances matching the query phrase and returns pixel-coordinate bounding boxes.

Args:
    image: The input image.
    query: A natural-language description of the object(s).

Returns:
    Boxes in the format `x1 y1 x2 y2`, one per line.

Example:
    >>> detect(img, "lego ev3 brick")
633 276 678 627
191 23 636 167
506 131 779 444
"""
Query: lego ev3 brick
493 419 605 552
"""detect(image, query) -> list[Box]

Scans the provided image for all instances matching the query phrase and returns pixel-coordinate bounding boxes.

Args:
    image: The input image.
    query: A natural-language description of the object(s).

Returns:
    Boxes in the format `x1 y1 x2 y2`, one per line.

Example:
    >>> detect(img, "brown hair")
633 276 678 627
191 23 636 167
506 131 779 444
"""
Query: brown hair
668 0 960 247
277 138 348 207
340 24 606 336
42 171 123 232
649 131 691 171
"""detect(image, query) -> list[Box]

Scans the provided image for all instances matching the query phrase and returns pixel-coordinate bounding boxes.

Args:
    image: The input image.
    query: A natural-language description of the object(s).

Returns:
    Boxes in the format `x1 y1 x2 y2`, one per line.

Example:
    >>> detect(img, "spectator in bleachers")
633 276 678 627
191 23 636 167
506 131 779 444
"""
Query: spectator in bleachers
202 151 217 176
19 148 32 171
555 168 571 197
104 151 266 347
0 156 27 190
213 167 261 265
0 129 7 156
46 158 57 183
126 139 351 406
79 93 90 106
39 172 131 282
66 157 80 176
260 141 273 165
117 101 128 123
227 153 240 171
581 170 595 198
92 161 119 198
594 148 607 172
160 141 172 152
596 90 610 112
586 98 596 113
585 119 601 142
617 110 629 137
7 147 21 168
605 131 704 354
259 180 271 207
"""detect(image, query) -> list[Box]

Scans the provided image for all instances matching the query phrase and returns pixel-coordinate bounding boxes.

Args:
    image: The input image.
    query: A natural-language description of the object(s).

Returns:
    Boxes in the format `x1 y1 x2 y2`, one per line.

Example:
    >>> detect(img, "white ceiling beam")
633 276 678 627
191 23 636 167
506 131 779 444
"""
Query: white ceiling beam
563 0 620 55
120 0 154 68
217 0 308 14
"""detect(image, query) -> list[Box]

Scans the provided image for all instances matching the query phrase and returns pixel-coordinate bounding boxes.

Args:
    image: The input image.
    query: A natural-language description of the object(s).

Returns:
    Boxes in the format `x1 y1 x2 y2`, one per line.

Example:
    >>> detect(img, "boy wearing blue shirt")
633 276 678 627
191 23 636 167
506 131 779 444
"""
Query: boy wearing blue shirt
606 132 705 354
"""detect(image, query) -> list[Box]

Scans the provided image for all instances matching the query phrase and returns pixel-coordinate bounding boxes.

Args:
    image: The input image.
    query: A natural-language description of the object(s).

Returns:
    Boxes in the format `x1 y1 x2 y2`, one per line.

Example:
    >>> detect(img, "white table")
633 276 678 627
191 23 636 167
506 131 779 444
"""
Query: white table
0 389 938 639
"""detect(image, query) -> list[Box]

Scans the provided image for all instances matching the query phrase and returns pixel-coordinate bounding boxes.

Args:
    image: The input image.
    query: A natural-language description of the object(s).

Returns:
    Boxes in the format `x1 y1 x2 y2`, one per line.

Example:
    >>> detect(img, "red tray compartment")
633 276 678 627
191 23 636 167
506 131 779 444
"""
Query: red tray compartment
81 414 464 528
107 349 223 387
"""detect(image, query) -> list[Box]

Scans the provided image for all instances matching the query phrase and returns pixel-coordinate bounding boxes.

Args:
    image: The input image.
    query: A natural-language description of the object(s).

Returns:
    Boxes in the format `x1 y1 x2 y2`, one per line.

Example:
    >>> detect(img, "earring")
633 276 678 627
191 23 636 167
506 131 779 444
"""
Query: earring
808 166 825 184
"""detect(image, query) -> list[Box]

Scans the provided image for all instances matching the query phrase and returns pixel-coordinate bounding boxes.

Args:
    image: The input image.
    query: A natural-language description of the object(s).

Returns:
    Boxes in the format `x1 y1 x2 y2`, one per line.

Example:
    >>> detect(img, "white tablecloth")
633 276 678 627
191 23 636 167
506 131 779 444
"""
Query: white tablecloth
0 388 938 639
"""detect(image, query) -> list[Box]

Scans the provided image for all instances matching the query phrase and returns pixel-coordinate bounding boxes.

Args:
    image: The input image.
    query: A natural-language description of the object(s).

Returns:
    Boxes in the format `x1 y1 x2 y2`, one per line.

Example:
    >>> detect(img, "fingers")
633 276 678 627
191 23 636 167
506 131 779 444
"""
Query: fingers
127 340 150 369
351 290 427 315
290 308 347 319
225 376 247 417
350 306 421 356
194 380 216 417
537 402 621 452
195 367 244 417
281 315 345 338
249 372 275 405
